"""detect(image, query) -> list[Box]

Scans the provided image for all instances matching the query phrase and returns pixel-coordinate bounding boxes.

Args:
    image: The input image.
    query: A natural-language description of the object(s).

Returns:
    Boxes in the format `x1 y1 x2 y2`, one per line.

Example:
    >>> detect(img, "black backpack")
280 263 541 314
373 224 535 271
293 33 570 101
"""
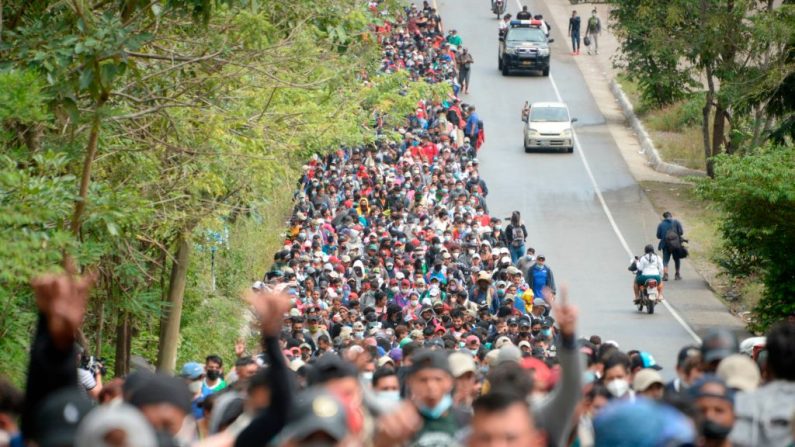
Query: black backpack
665 228 682 251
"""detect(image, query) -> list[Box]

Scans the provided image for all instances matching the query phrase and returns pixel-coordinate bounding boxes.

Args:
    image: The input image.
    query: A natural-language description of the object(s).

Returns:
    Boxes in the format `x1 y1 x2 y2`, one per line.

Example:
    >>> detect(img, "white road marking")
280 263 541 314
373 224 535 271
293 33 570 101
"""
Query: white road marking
513 0 702 343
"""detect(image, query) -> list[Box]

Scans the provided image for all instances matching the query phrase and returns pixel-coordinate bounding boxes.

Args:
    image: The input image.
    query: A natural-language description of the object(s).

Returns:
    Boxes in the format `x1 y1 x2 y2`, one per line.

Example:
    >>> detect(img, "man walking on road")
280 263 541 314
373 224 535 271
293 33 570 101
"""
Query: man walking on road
465 106 480 143
456 48 474 95
568 10 581 55
656 211 685 281
585 9 601 55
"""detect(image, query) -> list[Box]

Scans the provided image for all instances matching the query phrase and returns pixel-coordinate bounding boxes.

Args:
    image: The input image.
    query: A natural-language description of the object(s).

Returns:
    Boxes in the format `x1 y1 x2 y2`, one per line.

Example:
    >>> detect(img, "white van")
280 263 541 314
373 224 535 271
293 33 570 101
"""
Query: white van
522 101 577 153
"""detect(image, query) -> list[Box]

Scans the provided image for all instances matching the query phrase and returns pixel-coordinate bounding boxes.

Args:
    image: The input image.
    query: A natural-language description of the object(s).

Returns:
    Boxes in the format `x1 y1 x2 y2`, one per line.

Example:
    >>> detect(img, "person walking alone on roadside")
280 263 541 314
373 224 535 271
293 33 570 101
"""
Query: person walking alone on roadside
568 10 581 55
465 106 480 143
585 9 601 55
656 211 685 281
456 48 474 95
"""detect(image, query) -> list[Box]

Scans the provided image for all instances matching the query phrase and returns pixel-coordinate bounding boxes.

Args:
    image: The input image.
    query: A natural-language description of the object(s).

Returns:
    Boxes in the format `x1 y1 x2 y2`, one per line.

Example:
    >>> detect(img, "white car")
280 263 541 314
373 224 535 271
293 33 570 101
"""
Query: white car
522 101 577 153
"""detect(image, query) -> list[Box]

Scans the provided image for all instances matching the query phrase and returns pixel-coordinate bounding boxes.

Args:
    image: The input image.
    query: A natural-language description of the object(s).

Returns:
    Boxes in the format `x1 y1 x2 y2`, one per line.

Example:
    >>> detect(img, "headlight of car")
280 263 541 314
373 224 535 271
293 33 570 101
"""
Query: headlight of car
526 128 539 136
538 48 550 57
505 47 517 55
562 128 572 137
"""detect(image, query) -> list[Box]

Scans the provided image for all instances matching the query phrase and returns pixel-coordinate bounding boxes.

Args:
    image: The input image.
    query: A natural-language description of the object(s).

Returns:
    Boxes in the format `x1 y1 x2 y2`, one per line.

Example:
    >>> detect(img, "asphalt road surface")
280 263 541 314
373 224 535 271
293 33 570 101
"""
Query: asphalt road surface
433 0 744 374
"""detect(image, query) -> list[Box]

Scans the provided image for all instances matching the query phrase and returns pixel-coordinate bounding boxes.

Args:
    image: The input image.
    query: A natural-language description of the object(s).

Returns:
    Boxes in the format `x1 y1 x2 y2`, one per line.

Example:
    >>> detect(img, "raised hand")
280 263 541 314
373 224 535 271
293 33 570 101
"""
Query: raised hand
243 287 291 337
31 267 96 350
549 285 577 338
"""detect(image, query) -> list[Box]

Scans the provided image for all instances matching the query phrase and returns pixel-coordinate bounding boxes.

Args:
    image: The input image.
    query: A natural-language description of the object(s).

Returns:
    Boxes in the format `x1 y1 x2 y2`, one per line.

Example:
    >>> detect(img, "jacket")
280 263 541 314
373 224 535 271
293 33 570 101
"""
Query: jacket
729 380 795 447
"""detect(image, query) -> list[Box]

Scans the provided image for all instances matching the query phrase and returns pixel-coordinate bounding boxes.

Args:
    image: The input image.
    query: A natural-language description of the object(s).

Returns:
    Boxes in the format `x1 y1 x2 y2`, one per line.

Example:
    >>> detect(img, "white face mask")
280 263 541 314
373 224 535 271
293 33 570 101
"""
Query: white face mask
361 371 374 382
189 380 203 394
410 300 419 306
377 390 401 403
606 378 630 398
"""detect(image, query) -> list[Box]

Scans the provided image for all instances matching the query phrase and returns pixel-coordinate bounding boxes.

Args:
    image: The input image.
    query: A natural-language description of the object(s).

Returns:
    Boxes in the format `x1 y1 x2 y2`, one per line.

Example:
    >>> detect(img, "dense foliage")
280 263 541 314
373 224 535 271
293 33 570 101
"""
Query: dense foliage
0 0 445 383
696 146 795 331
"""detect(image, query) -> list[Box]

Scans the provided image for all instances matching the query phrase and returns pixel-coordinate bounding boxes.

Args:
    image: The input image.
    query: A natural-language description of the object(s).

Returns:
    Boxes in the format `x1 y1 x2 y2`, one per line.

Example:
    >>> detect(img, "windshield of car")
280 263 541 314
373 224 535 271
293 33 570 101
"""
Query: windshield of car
530 107 569 122
506 27 546 43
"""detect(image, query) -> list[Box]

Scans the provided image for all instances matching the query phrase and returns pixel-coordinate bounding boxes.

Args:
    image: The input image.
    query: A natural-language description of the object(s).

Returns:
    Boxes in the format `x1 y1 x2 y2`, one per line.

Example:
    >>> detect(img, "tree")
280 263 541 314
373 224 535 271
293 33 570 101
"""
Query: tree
696 145 795 331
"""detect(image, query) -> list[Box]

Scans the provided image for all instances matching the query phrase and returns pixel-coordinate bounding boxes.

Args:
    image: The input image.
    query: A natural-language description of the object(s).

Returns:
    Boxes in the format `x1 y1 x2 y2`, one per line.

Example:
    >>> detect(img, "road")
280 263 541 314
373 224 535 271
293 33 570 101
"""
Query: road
434 0 744 374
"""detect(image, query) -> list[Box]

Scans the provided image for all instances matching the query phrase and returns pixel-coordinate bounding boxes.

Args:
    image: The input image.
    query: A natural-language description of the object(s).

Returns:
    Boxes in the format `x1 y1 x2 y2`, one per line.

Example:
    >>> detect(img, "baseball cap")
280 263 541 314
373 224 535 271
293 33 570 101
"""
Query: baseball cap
701 329 739 364
75 403 156 447
33 388 94 447
532 298 547 307
180 362 204 380
448 352 476 378
408 349 451 376
495 336 513 349
518 340 532 350
715 354 760 392
279 387 349 442
126 372 192 415
689 375 735 403
496 344 521 365
632 368 665 392
378 356 395 368
631 351 663 371
307 354 358 385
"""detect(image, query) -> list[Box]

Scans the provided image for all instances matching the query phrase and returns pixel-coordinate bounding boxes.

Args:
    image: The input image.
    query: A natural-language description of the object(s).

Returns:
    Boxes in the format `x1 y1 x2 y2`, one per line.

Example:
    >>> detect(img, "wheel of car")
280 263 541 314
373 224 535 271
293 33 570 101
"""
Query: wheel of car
502 63 509 76
524 143 530 152
567 146 574 153
542 66 550 77
498 56 502 70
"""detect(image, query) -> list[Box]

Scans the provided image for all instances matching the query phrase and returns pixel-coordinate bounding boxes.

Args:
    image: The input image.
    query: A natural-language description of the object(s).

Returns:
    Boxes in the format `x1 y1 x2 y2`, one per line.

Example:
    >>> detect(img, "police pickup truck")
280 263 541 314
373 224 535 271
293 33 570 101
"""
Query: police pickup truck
498 20 553 76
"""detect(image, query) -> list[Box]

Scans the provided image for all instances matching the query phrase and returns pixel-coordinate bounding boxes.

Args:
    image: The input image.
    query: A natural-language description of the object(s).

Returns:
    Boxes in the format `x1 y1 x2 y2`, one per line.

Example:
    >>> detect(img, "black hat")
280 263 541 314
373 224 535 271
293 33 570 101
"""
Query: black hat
307 353 358 385
408 349 451 376
33 388 94 447
279 387 349 443
126 372 192 415
701 329 739 364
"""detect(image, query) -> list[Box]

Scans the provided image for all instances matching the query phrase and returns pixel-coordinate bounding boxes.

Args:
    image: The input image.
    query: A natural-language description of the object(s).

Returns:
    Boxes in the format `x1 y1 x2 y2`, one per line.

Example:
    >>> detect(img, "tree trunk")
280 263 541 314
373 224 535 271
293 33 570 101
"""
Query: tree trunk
114 311 131 376
156 234 192 374
713 103 728 157
703 66 716 177
70 105 104 236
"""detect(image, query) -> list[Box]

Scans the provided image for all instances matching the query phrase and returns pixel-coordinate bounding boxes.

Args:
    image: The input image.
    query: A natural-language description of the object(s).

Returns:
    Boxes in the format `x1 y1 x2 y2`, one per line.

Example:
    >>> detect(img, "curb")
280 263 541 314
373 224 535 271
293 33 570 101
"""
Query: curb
608 79 707 178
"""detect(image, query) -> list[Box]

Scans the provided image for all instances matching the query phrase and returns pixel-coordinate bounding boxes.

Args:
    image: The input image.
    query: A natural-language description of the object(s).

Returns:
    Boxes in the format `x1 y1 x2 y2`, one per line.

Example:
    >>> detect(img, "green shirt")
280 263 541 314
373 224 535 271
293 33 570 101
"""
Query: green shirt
410 410 463 447
446 35 462 48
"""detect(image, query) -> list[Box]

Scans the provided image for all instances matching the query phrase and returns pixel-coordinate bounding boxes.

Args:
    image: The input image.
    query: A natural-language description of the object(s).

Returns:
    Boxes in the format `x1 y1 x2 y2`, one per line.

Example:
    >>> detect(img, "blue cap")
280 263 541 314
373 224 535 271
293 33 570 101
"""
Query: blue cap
180 362 204 380
632 351 663 371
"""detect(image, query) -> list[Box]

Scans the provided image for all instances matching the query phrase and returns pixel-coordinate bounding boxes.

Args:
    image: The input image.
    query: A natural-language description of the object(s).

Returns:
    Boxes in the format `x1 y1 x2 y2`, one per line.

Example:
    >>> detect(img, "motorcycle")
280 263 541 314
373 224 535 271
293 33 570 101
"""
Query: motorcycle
628 256 661 314
492 0 506 18
637 278 661 314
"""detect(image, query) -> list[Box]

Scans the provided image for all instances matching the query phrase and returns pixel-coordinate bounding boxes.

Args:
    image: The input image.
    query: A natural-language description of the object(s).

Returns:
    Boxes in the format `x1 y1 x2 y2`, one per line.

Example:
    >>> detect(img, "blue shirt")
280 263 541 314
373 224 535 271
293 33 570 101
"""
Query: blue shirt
531 266 549 297
465 113 480 136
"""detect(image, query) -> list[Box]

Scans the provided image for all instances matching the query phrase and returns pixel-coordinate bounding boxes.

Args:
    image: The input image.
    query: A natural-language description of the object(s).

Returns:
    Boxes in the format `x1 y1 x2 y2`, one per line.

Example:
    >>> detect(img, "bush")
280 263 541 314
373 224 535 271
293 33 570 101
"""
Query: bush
696 145 795 331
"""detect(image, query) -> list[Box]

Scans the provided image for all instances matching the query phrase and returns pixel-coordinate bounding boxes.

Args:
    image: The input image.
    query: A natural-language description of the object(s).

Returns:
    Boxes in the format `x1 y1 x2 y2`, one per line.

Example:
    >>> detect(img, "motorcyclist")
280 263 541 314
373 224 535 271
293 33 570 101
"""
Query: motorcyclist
633 244 664 304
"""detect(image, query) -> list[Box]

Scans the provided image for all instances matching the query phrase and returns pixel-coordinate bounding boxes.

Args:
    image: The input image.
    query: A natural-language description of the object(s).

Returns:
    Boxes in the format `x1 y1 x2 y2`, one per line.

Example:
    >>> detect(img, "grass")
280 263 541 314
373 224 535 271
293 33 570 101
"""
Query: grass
616 76 707 171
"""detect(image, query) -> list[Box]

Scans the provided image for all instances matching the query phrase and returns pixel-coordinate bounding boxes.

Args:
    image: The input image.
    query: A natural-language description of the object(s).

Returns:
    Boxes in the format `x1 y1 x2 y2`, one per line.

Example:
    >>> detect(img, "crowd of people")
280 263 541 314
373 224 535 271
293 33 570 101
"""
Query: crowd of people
2 2 795 447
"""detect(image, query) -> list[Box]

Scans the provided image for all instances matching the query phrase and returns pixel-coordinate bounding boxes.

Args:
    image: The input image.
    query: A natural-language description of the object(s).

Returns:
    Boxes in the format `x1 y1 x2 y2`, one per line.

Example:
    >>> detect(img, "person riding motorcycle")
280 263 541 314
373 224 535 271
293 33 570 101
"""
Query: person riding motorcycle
633 244 664 304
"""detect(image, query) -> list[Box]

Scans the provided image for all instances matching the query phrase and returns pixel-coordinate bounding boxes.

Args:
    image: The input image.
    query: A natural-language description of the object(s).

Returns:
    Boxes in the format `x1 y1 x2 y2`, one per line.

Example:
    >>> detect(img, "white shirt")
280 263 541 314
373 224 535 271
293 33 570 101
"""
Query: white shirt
636 253 663 276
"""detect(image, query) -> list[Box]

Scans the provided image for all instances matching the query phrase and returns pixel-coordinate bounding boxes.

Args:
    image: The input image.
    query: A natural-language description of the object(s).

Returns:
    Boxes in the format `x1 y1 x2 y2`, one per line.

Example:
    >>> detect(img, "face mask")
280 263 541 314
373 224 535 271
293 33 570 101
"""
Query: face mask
188 381 203 394
410 300 419 306
541 329 552 337
361 371 374 382
606 378 630 398
155 430 180 447
418 394 452 419
354 331 364 339
470 348 479 356
702 419 733 440
377 390 401 403
206 370 221 381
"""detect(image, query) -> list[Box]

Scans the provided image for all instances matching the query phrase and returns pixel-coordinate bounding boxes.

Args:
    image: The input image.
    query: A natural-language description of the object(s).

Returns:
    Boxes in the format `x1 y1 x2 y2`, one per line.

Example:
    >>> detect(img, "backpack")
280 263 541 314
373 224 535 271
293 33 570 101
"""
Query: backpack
665 228 682 251
511 225 524 247
588 16 599 32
